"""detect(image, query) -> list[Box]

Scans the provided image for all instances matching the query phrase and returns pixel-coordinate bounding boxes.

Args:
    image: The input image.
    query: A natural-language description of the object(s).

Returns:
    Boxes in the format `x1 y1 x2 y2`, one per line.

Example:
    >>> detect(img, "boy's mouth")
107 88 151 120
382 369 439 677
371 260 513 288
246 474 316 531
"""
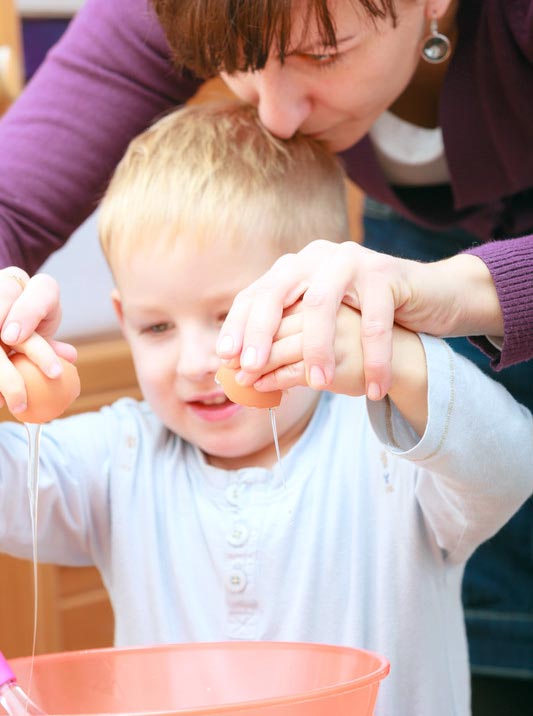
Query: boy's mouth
185 394 241 422
196 395 228 406
187 391 232 406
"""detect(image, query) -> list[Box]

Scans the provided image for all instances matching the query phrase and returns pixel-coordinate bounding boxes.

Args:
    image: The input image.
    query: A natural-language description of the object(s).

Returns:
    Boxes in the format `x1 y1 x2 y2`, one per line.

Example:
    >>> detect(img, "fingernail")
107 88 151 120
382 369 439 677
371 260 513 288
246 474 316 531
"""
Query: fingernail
241 346 257 369
12 401 27 415
217 335 233 356
367 382 381 401
2 322 20 343
47 361 63 379
309 365 325 389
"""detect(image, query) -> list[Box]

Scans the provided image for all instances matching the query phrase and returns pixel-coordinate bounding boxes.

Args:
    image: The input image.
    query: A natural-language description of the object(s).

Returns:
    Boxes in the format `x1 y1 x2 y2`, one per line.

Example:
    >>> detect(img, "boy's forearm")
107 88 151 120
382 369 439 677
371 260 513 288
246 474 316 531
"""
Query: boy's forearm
387 326 428 437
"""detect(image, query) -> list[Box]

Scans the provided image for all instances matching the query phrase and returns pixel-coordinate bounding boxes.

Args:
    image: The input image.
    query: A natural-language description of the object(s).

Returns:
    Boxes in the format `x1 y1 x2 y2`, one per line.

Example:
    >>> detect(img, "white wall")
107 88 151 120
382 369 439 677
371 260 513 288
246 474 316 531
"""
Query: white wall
40 212 120 341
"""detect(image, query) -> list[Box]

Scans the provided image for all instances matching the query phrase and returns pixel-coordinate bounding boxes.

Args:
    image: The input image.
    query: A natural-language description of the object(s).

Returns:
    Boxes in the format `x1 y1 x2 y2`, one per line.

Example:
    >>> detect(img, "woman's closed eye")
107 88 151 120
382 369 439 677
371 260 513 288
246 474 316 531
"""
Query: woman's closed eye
294 35 360 70
290 49 343 72
305 51 337 63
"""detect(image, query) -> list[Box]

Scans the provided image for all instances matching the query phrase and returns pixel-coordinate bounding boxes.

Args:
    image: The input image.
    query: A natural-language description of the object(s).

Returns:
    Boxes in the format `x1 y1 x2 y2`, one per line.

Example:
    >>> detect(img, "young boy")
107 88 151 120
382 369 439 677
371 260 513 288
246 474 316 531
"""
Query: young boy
1 101 531 716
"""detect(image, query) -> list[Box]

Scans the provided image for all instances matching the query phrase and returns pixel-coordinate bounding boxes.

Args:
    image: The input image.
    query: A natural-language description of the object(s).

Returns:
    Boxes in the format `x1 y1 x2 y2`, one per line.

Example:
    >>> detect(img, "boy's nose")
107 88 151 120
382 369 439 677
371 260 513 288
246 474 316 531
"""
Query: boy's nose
225 63 312 139
176 334 219 382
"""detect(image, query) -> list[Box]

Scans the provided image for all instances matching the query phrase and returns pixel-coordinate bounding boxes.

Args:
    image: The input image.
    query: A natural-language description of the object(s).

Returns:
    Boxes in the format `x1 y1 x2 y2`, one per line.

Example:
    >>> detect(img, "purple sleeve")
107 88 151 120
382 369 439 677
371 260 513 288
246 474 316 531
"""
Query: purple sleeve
0 0 201 273
465 235 533 369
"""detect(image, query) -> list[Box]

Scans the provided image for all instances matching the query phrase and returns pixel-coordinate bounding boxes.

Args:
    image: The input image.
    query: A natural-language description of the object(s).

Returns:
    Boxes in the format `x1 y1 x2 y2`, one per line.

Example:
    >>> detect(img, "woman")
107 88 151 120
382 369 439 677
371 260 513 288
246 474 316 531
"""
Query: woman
0 1 531 713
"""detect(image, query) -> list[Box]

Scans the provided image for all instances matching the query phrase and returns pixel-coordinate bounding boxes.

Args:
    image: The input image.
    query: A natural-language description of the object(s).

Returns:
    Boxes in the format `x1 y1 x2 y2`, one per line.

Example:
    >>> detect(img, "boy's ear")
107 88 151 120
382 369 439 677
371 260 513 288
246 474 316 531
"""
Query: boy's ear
111 288 125 330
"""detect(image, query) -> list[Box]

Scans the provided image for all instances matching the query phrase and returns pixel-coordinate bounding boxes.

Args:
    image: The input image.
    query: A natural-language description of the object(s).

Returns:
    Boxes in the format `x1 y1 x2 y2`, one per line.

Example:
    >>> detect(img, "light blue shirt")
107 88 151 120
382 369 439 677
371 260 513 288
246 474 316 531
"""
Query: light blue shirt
1 335 532 716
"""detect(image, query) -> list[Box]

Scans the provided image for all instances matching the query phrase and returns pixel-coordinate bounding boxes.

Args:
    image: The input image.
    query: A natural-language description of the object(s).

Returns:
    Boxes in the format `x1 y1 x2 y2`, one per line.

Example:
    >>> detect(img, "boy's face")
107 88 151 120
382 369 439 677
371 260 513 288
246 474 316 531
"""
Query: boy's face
112 237 319 469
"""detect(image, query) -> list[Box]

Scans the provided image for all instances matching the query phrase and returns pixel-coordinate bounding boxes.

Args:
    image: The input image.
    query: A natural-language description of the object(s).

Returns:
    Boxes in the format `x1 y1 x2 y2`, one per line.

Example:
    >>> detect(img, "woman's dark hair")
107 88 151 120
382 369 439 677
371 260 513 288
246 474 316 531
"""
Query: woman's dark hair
151 0 399 77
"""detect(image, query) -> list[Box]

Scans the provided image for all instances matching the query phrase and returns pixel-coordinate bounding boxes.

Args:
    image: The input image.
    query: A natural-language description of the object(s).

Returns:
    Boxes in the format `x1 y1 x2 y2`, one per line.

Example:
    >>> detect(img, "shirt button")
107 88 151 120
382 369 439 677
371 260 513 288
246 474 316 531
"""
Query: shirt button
225 483 243 506
227 523 249 547
226 568 247 593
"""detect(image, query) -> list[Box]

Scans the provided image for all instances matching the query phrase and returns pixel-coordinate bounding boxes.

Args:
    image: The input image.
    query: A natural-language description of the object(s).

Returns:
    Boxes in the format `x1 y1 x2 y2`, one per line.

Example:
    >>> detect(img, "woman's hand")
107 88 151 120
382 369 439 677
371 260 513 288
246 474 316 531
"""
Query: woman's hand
217 240 502 399
236 301 366 397
0 268 77 414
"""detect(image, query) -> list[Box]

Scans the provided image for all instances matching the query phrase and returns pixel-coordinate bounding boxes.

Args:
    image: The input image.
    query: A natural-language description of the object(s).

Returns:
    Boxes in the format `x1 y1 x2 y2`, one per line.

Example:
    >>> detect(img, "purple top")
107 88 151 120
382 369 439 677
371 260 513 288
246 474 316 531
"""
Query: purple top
0 0 532 368
0 652 16 688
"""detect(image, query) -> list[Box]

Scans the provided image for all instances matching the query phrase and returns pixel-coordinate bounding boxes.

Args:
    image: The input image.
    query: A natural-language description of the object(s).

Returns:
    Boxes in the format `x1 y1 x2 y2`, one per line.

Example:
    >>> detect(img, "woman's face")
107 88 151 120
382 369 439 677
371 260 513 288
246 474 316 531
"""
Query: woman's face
221 0 440 152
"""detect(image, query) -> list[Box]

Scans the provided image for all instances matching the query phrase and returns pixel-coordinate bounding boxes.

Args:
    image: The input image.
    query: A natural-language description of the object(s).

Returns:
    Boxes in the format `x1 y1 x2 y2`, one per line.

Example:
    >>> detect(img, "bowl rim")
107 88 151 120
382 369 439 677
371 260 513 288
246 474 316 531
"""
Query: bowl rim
10 641 390 716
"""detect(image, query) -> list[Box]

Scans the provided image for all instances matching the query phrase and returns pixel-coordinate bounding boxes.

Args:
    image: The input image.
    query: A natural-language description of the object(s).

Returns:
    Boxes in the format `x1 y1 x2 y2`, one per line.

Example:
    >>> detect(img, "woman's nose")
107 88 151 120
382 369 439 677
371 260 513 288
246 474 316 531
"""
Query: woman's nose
224 63 312 139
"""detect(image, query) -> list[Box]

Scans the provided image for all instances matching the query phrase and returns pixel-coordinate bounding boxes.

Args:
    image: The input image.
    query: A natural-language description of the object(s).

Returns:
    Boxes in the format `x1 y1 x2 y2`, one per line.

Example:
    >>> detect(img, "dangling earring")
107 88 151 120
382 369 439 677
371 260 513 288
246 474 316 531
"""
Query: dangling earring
421 15 451 64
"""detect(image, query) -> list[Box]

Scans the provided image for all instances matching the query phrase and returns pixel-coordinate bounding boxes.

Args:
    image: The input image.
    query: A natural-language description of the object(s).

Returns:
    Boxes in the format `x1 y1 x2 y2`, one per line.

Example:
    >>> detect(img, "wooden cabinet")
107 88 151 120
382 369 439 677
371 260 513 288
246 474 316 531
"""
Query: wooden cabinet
0 334 140 658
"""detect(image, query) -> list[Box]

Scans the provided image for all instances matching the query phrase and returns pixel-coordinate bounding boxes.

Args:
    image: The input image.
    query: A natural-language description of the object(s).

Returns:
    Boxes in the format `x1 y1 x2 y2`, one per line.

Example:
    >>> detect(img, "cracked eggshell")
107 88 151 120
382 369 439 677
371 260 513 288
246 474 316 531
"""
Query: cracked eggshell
215 364 282 408
11 353 81 424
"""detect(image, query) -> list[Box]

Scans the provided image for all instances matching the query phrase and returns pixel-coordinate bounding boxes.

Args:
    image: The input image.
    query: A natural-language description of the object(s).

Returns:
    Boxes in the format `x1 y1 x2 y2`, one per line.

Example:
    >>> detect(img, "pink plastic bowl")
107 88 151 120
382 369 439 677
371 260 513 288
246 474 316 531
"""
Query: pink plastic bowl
10 641 389 716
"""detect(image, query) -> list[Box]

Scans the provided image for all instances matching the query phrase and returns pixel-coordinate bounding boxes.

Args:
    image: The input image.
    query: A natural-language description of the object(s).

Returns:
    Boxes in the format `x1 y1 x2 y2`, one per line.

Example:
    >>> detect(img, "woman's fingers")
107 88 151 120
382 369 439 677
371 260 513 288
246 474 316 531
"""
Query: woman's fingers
298 242 362 388
217 240 359 387
14 333 66 378
218 252 306 371
0 270 62 345
0 267 31 339
357 270 396 399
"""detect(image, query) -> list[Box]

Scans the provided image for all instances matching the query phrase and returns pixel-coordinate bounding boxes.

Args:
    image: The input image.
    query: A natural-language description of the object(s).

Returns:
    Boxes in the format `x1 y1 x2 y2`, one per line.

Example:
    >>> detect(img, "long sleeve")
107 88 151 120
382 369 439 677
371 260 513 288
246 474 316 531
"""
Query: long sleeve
368 333 533 564
0 409 115 567
0 0 201 272
465 235 533 369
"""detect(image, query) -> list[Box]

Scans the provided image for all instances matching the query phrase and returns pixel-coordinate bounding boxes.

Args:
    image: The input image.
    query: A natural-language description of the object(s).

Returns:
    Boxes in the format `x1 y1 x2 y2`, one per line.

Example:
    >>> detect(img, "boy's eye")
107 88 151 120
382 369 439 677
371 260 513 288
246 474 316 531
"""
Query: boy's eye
216 312 228 327
145 322 171 334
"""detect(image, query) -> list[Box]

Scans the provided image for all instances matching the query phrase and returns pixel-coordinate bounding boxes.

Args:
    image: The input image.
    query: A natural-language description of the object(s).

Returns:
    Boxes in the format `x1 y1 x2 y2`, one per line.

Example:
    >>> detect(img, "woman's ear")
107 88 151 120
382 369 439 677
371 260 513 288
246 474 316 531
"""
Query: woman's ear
425 0 456 21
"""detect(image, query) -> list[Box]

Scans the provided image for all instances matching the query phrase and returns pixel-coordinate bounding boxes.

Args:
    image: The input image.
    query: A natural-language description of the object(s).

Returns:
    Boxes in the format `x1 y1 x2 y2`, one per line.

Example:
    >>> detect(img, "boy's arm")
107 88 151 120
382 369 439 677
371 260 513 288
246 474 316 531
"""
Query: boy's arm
0 410 113 566
367 334 533 561
386 326 428 436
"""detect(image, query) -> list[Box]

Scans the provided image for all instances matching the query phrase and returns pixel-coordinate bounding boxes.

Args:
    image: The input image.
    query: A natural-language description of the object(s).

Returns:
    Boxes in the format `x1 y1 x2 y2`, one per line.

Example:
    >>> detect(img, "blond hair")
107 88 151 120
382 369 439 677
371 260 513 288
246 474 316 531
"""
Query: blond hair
99 100 350 269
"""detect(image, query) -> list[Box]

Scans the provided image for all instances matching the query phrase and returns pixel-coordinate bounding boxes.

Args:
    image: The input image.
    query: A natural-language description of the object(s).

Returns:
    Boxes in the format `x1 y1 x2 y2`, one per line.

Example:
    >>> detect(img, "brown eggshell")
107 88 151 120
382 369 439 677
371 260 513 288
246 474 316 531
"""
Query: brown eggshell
10 353 81 424
215 364 282 408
